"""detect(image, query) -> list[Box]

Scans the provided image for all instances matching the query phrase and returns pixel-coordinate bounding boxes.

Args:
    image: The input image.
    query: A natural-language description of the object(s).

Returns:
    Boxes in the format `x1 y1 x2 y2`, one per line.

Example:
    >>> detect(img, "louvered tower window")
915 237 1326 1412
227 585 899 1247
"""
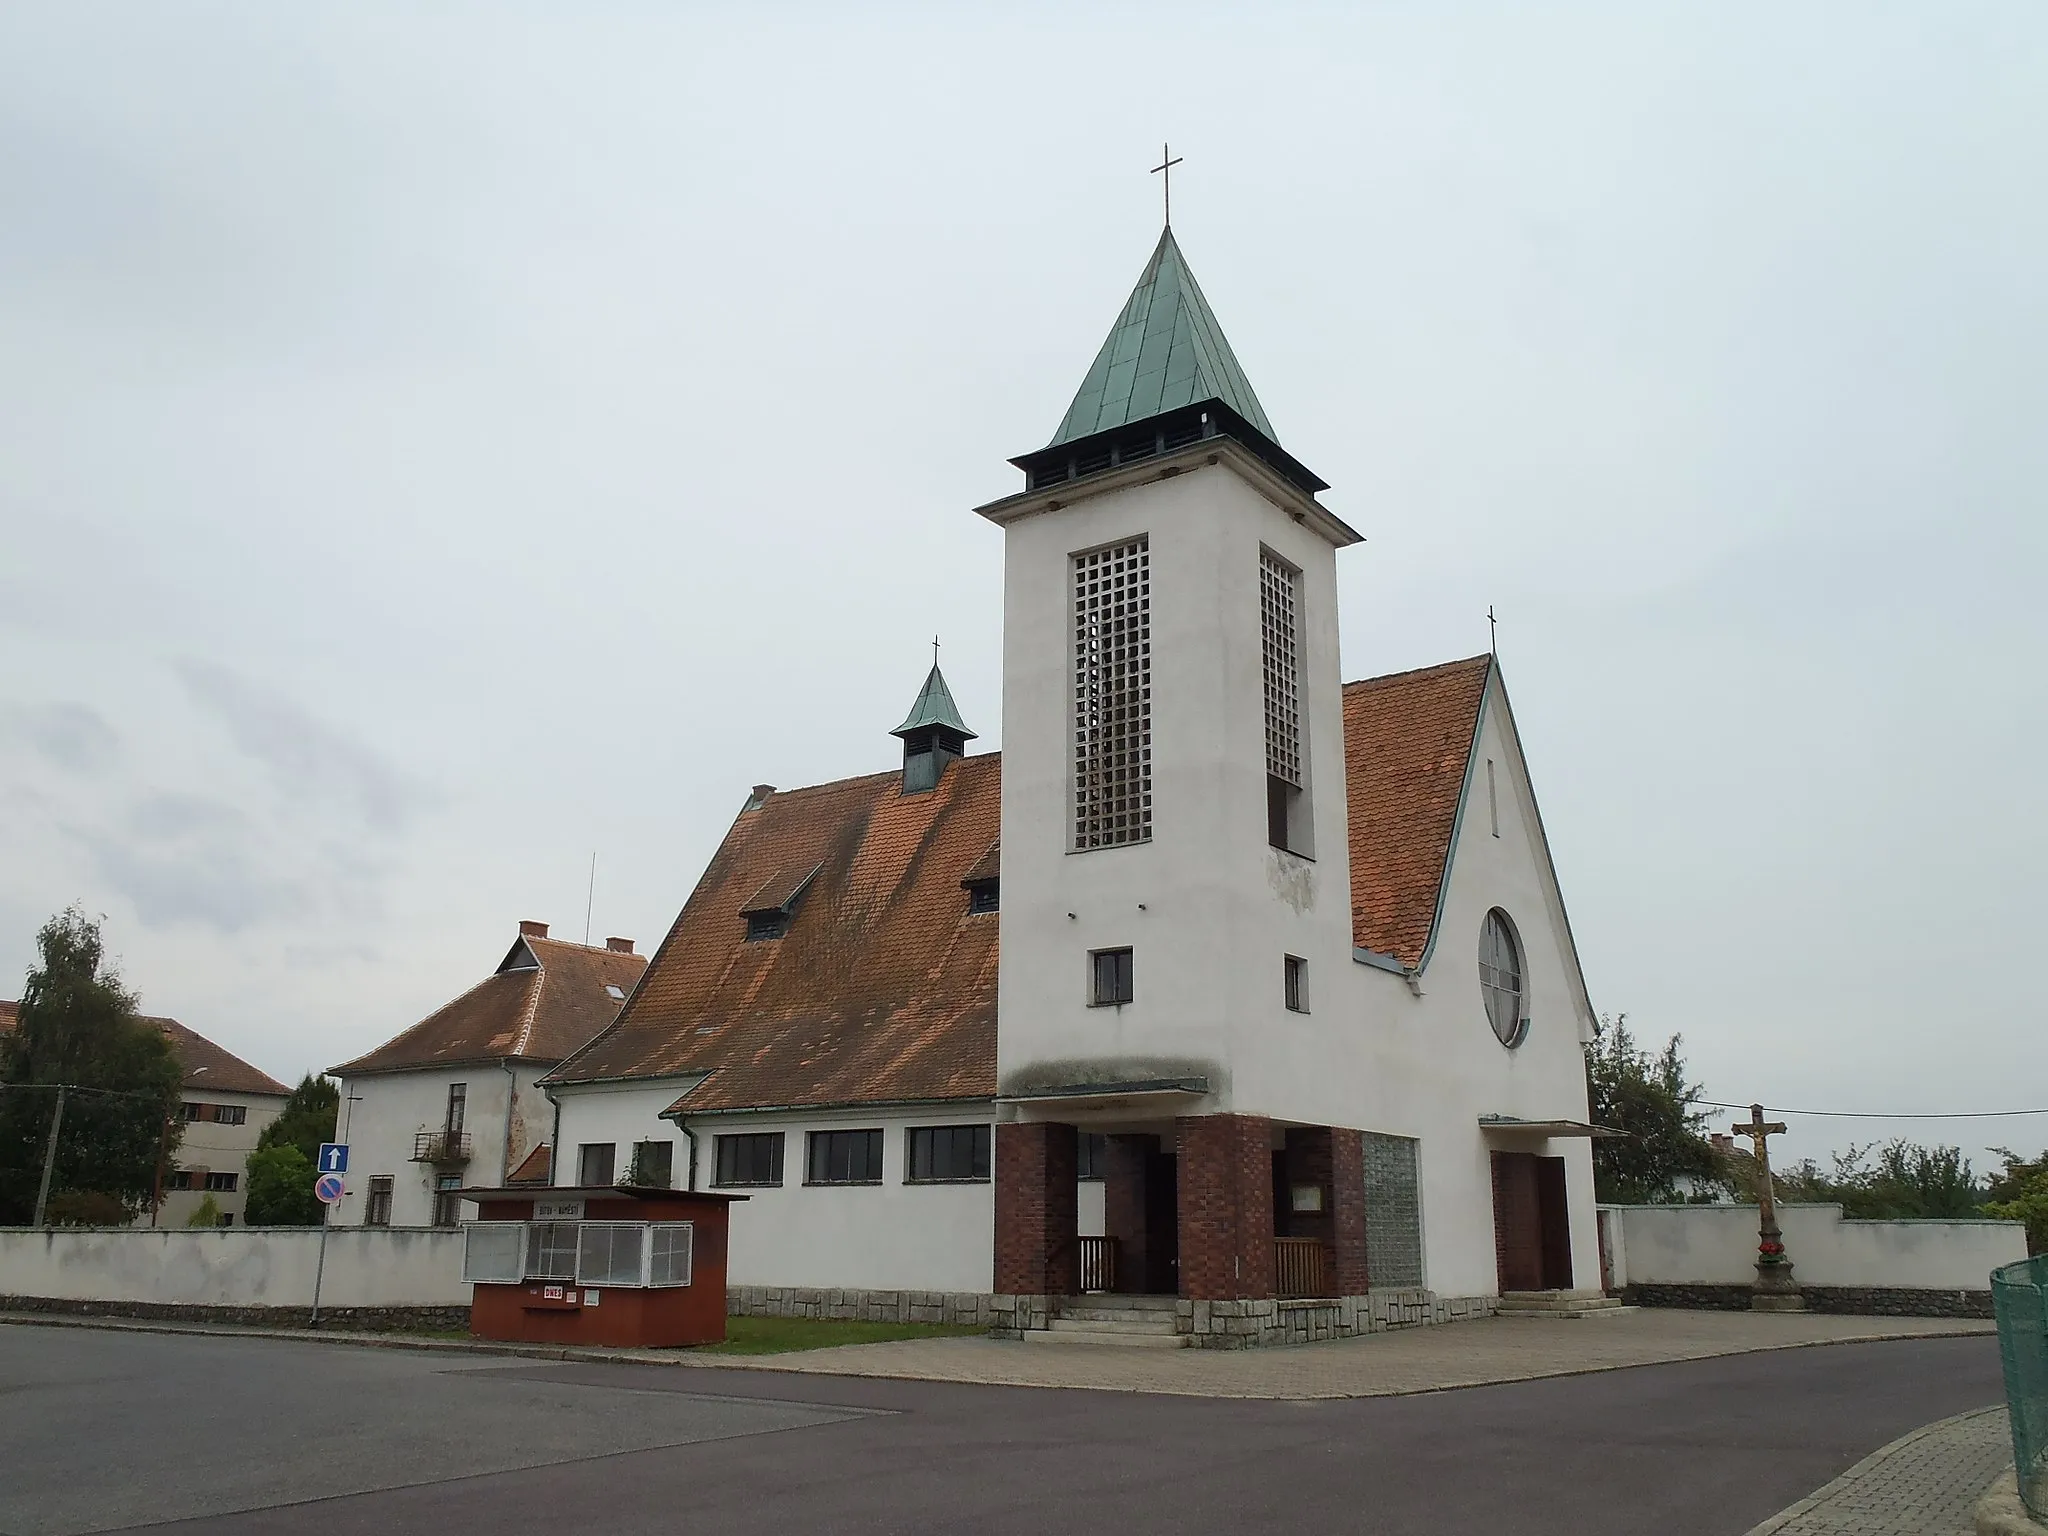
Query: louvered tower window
1261 550 1308 852
1073 537 1152 849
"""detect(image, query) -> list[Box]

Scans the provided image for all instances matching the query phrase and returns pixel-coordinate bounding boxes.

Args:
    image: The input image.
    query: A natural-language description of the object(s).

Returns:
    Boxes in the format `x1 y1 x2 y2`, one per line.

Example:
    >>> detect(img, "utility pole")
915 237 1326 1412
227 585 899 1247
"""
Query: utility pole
32 1085 66 1227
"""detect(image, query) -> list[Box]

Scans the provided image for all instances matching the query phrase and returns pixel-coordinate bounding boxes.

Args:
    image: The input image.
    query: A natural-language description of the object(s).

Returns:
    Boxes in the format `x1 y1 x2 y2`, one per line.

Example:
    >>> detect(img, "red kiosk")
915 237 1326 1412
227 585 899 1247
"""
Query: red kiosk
459 1185 746 1348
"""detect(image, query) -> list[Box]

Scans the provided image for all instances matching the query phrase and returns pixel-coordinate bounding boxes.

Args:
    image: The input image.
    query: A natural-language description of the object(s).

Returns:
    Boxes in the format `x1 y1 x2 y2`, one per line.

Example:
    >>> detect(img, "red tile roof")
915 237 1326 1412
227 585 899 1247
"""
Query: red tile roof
329 932 647 1077
0 1001 289 1096
549 656 1497 1112
1342 655 1495 966
506 1143 552 1184
546 757 1001 1111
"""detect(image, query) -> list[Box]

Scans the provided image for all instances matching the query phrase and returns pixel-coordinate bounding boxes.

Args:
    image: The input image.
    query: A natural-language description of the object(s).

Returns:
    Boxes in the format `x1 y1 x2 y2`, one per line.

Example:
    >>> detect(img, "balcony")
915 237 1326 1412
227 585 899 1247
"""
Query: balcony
411 1130 473 1165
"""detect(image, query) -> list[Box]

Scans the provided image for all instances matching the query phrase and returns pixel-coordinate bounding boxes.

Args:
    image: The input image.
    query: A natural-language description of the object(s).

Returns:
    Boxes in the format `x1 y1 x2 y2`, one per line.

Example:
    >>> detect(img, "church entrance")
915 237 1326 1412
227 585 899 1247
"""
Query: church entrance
1490 1150 1573 1292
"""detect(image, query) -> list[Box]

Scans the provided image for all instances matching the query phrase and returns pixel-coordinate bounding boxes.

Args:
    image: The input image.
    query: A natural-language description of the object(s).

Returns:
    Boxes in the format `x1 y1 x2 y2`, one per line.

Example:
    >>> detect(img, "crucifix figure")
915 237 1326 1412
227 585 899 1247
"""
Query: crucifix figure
1151 142 1184 227
1732 1103 1806 1311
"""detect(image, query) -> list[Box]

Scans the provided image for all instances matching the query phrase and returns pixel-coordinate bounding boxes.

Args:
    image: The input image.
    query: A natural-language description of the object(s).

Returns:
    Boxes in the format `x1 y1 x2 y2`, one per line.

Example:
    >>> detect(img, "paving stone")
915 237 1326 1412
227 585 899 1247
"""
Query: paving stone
1747 1406 2013 1536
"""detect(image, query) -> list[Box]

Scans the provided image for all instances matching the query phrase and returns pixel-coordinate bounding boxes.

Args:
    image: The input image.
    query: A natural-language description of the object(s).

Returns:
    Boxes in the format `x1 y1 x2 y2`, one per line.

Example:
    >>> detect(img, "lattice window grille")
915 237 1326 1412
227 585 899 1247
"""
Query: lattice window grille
1072 537 1152 849
1260 551 1302 787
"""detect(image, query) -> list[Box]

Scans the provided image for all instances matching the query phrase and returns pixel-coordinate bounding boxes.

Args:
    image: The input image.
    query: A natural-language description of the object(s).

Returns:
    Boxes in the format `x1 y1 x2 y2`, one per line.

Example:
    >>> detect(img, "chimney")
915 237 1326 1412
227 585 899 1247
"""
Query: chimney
605 937 634 955
519 920 549 939
746 784 776 811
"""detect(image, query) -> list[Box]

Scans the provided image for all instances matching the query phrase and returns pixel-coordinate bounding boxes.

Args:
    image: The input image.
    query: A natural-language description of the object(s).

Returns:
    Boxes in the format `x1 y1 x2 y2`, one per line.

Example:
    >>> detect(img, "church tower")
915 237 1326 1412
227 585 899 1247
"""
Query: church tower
978 226 1363 1188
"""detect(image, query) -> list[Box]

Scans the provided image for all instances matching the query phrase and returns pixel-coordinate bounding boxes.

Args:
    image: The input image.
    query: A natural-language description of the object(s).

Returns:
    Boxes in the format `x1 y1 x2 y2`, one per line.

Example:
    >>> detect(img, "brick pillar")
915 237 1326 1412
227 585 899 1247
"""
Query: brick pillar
1102 1134 1152 1294
994 1121 1079 1297
1328 1126 1370 1296
1176 1113 1276 1301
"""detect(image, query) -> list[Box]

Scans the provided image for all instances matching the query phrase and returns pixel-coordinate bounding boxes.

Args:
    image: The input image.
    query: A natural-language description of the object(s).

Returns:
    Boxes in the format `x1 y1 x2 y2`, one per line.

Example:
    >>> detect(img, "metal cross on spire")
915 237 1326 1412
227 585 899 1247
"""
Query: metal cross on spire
1151 142 1184 227
932 634 940 669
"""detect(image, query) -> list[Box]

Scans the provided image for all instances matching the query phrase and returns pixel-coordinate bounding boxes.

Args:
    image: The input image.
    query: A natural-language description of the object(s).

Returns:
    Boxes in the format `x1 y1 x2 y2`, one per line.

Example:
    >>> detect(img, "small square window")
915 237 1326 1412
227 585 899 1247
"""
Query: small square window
967 880 999 915
1284 955 1308 1014
745 910 791 942
1089 947 1134 1006
577 1142 616 1187
627 1139 674 1188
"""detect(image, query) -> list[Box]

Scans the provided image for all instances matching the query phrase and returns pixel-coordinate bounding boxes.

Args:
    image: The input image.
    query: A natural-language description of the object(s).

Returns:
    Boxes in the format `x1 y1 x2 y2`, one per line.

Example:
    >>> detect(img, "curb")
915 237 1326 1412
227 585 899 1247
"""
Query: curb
1975 1470 2048 1536
0 1308 2001 1402
1742 1406 2006 1536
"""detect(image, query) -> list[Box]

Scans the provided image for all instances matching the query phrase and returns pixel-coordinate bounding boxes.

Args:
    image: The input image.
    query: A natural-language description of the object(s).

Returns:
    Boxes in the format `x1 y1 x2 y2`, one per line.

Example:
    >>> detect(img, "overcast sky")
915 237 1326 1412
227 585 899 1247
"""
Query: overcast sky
2 4 2041 1167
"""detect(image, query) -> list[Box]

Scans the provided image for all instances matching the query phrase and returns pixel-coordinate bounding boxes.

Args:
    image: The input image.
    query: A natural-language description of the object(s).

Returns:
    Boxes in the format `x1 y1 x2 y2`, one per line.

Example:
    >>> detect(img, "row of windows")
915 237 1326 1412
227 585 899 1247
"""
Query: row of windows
164 1170 240 1192
711 1125 992 1188
179 1102 248 1125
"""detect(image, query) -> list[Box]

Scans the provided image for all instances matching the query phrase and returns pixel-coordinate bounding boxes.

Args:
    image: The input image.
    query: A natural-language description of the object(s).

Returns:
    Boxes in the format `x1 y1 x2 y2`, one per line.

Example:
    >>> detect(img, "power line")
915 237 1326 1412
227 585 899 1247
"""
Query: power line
1696 1098 2048 1121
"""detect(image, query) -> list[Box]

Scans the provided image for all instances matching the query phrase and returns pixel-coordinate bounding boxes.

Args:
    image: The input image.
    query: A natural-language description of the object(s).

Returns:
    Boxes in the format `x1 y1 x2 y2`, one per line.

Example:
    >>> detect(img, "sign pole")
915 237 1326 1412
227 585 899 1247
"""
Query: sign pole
310 1200 330 1327
32 1085 67 1227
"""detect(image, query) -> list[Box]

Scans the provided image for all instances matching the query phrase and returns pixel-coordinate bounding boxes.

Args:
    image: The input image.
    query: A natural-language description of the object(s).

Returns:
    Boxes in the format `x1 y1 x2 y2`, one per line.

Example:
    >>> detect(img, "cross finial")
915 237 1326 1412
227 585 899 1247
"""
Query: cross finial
932 634 940 669
1487 605 1498 656
1151 142 1184 228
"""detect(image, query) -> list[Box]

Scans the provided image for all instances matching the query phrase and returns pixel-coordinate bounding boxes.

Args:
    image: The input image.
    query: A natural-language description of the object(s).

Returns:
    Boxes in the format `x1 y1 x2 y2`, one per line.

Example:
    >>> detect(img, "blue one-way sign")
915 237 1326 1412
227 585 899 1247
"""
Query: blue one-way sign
317 1143 348 1174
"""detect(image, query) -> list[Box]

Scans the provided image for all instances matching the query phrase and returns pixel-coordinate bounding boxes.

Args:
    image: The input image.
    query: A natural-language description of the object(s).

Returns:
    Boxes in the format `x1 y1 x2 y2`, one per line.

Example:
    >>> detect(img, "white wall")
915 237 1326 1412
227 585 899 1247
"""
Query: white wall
160 1089 286 1227
691 1105 996 1292
1605 1203 2027 1289
334 1064 554 1227
549 1076 697 1188
0 1227 468 1308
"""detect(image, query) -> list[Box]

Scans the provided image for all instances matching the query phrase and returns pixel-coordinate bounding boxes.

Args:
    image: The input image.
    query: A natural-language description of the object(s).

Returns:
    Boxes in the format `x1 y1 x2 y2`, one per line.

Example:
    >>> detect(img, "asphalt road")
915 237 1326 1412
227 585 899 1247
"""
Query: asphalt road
0 1324 2005 1536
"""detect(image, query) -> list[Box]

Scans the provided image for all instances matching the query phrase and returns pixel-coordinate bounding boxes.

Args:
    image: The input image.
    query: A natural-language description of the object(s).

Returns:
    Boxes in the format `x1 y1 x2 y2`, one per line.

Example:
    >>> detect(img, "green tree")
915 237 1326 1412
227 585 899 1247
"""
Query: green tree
1772 1140 1982 1219
1982 1148 2048 1254
243 1144 321 1225
0 909 184 1224
1585 1013 1728 1204
254 1075 338 1163
186 1193 223 1227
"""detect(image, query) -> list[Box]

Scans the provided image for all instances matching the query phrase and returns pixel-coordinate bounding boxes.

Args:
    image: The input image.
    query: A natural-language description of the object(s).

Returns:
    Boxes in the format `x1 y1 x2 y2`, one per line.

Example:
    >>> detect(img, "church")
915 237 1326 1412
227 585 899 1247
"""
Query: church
531 225 1605 1346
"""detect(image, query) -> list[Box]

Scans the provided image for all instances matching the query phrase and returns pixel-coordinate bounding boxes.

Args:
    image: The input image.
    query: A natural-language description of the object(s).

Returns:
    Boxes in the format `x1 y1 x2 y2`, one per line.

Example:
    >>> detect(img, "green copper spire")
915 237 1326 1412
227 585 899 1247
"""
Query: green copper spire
891 663 976 741
1047 227 1277 449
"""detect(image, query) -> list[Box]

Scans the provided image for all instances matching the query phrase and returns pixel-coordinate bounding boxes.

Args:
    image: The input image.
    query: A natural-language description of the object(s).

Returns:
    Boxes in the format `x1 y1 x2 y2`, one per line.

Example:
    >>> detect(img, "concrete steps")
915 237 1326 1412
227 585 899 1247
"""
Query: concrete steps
1496 1290 1634 1319
1021 1297 1192 1348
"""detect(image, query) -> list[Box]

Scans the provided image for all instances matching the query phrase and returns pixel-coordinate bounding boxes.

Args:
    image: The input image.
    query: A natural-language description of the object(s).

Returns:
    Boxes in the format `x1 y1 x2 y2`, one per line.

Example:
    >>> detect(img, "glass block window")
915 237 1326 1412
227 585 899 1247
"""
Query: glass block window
1073 537 1152 849
1260 550 1302 787
1362 1133 1424 1288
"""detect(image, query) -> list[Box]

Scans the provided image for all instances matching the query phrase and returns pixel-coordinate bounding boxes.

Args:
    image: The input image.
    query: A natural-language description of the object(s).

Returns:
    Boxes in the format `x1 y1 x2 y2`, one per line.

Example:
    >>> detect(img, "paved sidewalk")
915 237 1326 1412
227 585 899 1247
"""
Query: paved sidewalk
3 1306 1991 1400
1747 1405 2012 1536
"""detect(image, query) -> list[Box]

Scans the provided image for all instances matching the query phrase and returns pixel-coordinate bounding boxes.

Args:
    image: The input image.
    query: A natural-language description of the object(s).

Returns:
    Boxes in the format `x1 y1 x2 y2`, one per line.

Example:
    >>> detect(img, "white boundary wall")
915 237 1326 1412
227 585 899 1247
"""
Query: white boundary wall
0 1227 468 1309
1601 1203 2025 1290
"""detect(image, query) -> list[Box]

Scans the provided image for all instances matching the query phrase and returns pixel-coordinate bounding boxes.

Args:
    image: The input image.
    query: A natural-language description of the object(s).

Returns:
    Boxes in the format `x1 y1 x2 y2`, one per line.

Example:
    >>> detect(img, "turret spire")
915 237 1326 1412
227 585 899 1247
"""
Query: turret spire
892 657 974 794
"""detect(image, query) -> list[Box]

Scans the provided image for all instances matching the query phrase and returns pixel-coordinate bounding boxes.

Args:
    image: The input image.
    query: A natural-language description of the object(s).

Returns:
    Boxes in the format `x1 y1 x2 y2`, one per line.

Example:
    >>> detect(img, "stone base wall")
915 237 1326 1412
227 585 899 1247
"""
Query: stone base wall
726 1285 1000 1329
1623 1282 1994 1319
0 1294 472 1333
987 1288 1495 1347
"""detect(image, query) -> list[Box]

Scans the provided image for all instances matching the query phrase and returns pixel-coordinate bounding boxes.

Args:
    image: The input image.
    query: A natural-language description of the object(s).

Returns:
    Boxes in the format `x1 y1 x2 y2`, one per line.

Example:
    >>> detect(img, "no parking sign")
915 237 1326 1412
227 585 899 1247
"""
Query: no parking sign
314 1172 346 1205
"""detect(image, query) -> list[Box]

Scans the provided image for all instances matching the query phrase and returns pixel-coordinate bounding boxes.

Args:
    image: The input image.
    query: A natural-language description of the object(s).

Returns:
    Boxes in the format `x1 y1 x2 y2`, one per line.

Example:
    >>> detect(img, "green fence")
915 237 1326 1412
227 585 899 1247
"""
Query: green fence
1993 1253 2048 1521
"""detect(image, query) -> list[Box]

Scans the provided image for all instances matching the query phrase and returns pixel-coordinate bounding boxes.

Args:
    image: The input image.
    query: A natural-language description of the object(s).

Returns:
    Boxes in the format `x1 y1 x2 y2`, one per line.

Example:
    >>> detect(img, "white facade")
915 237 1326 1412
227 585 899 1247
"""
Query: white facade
161 1088 286 1228
332 1063 554 1228
987 444 1600 1300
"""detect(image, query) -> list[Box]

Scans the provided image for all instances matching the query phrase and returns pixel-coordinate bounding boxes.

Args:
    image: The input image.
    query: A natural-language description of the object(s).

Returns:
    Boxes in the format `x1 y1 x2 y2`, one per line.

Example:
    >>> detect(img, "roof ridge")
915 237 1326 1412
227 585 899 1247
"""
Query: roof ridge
752 753 1002 806
327 968 515 1076
1342 654 1493 692
509 951 547 1058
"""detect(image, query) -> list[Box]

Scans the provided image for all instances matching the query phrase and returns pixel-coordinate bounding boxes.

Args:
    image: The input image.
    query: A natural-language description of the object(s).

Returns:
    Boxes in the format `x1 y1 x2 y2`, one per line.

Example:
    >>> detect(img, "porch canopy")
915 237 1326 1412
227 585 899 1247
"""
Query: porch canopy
1477 1115 1623 1138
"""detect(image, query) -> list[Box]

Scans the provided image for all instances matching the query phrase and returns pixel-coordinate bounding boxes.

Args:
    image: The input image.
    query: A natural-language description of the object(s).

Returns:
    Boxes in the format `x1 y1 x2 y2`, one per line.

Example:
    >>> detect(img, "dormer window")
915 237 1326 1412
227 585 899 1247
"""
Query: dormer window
967 880 999 915
740 863 820 943
960 839 1000 917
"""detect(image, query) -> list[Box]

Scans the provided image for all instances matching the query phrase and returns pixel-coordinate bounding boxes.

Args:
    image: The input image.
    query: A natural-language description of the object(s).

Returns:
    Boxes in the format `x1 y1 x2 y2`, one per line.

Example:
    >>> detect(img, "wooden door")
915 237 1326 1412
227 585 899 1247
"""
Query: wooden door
1491 1151 1544 1292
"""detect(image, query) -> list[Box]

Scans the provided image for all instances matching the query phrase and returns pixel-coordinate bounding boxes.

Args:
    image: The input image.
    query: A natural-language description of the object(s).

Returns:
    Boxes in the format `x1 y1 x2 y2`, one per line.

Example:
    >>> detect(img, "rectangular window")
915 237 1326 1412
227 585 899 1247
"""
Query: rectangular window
1284 955 1308 1013
463 1222 524 1283
806 1129 884 1185
432 1173 463 1228
577 1221 646 1287
713 1132 785 1187
627 1140 674 1188
219 1213 234 1226
365 1176 393 1227
1078 1132 1107 1181
179 1103 201 1122
1073 536 1152 849
1487 758 1499 837
525 1221 579 1279
906 1124 991 1183
1260 550 1306 852
744 910 791 942
165 1170 195 1191
204 1171 238 1192
1363 1132 1425 1288
577 1142 616 1187
967 880 999 915
1089 947 1134 1006
446 1083 467 1135
649 1222 695 1287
